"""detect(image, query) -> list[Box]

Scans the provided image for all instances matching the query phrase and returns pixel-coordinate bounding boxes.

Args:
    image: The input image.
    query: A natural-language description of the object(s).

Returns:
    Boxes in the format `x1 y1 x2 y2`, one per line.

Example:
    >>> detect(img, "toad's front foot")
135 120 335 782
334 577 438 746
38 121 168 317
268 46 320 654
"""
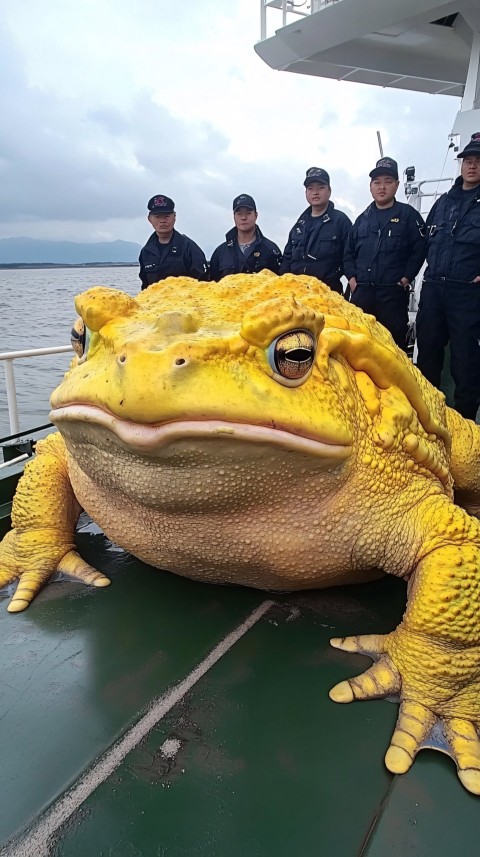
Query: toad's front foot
329 630 480 795
0 530 110 612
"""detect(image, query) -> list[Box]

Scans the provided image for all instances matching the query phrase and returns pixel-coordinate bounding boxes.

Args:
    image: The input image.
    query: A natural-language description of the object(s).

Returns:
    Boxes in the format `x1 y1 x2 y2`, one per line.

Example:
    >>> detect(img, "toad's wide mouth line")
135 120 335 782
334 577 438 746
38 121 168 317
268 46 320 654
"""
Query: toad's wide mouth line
50 405 352 459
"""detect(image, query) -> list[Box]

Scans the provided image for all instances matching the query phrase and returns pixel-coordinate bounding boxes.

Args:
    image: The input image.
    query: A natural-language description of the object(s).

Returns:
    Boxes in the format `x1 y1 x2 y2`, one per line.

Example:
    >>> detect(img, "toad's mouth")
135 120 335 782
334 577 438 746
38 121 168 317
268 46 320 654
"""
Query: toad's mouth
51 404 352 460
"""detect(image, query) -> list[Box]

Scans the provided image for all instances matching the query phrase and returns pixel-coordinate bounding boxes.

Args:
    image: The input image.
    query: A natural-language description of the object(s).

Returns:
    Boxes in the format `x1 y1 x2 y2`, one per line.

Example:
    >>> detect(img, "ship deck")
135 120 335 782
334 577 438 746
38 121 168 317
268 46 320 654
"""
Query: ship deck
0 478 479 855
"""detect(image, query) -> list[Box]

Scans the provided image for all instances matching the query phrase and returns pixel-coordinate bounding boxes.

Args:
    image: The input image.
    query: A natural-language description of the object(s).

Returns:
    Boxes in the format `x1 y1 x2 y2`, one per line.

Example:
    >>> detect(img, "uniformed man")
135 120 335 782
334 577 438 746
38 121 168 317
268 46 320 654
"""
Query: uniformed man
279 167 352 294
344 157 426 350
139 195 208 289
416 133 480 420
209 194 282 281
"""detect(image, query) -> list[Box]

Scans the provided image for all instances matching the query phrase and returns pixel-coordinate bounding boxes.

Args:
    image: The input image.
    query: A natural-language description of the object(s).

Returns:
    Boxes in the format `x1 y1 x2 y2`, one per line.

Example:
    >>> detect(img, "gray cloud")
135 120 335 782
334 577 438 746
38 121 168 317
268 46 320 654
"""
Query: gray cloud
0 86 228 226
0 13 463 260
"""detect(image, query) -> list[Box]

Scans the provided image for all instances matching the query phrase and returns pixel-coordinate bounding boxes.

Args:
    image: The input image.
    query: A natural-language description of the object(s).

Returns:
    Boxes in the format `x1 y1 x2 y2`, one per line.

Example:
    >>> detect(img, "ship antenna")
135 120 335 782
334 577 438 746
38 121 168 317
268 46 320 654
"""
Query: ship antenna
376 130 384 157
431 144 452 206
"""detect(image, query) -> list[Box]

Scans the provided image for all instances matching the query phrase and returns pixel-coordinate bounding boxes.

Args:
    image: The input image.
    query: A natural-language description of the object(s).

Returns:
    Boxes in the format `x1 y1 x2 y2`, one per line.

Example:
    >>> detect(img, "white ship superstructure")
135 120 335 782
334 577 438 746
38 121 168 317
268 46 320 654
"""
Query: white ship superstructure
256 0 480 152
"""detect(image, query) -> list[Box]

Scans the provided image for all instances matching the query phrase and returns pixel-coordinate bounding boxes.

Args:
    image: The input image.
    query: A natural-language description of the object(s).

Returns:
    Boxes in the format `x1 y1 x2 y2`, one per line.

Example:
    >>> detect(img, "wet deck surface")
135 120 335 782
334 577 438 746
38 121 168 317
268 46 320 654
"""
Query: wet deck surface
0 520 478 856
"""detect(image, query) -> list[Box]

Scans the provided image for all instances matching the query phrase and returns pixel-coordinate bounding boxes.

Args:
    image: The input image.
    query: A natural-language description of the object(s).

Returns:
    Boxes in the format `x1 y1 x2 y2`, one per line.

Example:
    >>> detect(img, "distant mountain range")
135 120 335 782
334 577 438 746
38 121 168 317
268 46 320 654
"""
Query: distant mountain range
0 237 141 266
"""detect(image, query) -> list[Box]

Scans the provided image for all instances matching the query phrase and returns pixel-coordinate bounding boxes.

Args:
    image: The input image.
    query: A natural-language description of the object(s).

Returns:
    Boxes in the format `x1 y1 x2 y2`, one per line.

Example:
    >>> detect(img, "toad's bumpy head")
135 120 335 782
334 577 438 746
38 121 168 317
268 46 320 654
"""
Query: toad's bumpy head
2 272 480 794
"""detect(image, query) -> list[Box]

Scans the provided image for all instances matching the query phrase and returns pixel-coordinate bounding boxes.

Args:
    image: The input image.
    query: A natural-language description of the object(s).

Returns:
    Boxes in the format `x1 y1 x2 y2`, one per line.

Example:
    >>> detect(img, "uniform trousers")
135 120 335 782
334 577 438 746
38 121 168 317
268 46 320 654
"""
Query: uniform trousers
350 283 409 350
325 278 343 295
416 279 480 421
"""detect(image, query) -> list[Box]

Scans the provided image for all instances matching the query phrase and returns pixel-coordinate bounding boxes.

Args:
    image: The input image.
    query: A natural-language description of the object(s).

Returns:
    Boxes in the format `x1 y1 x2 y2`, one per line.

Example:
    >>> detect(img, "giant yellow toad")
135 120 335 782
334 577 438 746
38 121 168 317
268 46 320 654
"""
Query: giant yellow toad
2 273 480 793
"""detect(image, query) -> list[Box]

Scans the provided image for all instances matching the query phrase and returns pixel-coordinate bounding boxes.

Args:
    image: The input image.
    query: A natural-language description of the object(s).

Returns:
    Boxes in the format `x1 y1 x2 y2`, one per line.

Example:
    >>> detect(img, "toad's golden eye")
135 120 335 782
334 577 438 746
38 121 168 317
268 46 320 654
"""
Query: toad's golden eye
268 329 316 385
70 318 91 360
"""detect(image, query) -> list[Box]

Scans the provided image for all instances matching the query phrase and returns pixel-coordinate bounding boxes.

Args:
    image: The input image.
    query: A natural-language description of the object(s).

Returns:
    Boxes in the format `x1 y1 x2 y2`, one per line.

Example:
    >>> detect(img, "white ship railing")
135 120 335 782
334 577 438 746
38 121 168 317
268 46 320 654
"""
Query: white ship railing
0 345 72 436
405 176 455 218
260 0 341 41
0 453 30 471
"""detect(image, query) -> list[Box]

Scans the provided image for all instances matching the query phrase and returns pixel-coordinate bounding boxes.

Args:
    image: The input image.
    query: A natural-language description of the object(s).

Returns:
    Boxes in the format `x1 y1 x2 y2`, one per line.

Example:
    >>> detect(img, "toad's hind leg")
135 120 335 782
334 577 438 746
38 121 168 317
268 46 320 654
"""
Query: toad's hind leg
330 529 480 795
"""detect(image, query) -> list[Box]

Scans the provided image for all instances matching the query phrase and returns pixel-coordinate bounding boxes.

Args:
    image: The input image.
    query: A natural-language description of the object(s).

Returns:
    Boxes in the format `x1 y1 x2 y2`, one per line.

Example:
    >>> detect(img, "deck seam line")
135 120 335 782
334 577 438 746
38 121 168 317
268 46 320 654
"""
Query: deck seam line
0 598 275 857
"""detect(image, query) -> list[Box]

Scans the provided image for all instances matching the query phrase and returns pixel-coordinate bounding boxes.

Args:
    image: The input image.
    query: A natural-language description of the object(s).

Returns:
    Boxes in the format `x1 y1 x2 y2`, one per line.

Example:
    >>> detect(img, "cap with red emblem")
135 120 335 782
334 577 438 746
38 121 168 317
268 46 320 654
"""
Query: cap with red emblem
147 195 175 215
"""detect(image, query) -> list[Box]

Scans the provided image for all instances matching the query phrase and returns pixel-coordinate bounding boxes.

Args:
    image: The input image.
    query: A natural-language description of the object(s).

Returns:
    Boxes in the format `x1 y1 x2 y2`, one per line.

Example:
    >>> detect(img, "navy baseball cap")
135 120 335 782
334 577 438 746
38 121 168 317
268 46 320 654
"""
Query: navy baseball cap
304 167 330 187
369 157 399 180
233 194 256 212
457 132 480 158
147 195 175 215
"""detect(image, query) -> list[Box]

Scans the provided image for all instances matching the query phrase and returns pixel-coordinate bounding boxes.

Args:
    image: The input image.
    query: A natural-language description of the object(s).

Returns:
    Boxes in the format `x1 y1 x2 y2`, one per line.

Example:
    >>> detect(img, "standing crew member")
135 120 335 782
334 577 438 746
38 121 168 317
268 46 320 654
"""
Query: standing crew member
279 167 352 294
139 195 208 289
209 194 282 281
416 133 480 420
344 157 426 349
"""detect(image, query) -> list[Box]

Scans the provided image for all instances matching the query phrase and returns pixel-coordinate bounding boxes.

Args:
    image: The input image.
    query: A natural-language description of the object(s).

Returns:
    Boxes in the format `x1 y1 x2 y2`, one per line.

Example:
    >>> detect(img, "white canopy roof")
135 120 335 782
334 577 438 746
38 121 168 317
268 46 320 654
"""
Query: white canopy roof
255 0 480 97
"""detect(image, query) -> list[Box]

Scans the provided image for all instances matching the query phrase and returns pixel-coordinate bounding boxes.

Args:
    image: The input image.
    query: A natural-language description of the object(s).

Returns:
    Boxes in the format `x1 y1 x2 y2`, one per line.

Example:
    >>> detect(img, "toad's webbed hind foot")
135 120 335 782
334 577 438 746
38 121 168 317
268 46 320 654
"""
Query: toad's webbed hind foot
330 630 480 795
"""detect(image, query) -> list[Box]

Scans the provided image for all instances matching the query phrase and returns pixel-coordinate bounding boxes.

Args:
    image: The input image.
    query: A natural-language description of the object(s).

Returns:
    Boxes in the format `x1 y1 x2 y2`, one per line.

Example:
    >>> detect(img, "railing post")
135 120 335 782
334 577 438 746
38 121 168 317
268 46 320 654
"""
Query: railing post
3 359 20 435
0 345 72 438
260 0 267 41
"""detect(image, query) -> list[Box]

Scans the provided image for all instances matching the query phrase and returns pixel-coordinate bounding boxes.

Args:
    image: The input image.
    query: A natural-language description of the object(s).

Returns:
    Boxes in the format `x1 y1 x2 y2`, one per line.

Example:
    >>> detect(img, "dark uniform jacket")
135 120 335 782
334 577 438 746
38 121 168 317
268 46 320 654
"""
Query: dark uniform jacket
139 230 208 289
279 202 351 288
209 226 282 281
423 176 480 283
344 201 426 285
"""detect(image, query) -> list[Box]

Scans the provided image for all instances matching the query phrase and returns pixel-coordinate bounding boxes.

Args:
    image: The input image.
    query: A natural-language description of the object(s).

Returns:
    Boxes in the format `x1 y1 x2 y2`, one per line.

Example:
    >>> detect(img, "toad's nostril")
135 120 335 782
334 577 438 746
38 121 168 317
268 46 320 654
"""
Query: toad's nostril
175 358 186 366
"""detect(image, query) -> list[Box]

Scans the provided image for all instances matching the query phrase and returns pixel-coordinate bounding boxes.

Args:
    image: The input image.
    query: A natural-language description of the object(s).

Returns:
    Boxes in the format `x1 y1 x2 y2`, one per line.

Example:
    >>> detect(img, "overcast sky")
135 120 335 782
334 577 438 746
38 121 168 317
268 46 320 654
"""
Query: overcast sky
1 0 461 256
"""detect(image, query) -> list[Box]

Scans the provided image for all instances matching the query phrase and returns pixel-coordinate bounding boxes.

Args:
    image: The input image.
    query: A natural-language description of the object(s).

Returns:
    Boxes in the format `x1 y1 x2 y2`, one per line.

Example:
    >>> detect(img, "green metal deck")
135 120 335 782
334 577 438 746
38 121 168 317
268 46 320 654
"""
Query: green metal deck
0 511 479 855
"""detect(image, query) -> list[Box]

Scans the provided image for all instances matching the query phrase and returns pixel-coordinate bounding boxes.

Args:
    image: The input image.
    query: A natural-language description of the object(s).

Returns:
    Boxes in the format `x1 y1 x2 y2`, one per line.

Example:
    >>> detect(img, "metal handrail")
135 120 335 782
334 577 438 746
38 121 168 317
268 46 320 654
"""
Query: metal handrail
0 345 73 435
405 176 455 217
259 0 341 41
0 453 29 471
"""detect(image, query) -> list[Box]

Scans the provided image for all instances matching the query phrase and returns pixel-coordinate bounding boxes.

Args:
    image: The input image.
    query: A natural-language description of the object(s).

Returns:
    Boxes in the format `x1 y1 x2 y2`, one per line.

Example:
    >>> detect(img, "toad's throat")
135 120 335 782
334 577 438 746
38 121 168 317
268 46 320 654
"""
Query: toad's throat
51 405 352 459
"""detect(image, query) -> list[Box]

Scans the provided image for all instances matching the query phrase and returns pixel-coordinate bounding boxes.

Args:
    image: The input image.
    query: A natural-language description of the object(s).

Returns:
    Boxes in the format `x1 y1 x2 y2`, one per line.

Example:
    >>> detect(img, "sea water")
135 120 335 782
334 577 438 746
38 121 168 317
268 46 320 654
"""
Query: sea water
0 267 140 438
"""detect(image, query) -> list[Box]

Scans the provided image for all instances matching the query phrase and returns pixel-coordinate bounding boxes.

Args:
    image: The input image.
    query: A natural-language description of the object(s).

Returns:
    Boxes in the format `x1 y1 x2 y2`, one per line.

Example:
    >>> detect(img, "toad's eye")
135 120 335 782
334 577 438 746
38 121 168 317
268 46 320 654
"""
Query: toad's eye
268 329 316 386
71 319 91 360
